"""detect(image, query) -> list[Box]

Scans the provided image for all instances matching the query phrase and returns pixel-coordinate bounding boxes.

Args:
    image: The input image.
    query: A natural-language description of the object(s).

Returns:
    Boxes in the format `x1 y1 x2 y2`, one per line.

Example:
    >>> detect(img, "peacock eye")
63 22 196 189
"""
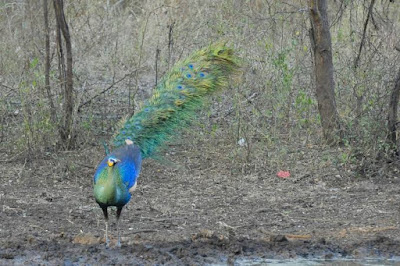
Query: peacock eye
107 157 120 167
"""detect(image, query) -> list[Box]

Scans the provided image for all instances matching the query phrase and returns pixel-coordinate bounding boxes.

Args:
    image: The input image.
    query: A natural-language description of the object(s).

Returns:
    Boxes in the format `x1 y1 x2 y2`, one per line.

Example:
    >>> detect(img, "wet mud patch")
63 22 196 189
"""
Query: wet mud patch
1 149 400 264
1 233 400 265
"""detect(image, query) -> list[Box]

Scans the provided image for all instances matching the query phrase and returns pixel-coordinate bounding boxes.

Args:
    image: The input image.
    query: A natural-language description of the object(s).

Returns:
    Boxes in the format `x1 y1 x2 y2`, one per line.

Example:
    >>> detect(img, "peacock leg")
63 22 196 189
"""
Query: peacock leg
116 207 123 247
101 206 110 247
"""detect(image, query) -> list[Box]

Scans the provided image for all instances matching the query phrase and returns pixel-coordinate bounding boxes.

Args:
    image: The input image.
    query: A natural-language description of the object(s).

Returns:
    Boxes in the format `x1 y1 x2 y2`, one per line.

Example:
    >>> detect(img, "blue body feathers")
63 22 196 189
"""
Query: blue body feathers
94 144 141 207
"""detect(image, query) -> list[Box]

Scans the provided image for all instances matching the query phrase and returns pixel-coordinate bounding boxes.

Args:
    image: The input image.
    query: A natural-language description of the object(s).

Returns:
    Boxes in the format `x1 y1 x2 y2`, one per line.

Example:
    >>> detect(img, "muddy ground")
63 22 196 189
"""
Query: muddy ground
1 143 400 265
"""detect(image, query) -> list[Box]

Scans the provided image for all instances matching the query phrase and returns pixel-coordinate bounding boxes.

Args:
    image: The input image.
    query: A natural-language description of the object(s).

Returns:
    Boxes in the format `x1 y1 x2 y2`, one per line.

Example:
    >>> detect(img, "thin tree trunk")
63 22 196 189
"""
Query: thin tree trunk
155 46 160 86
352 0 376 132
354 0 376 69
387 68 400 152
53 0 75 149
54 8 65 88
309 0 341 144
43 0 56 124
167 21 175 70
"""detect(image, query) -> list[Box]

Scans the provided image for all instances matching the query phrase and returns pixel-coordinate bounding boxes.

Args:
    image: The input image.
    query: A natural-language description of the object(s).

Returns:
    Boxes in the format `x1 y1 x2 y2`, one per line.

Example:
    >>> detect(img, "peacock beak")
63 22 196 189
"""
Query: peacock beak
107 158 120 167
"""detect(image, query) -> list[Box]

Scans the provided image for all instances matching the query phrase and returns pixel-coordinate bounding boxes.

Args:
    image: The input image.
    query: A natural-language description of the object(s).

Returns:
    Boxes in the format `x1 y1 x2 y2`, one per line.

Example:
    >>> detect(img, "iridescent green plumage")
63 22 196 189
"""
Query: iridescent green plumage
113 43 239 158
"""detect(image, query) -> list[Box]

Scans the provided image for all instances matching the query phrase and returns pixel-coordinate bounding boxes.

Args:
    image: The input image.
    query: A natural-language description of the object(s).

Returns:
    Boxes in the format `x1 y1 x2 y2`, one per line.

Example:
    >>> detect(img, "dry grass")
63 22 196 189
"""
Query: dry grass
1 0 400 178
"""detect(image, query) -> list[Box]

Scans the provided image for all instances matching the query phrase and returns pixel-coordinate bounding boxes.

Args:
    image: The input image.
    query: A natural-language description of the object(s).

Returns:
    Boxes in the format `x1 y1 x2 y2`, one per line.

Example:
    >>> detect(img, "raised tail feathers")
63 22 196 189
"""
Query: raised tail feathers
113 42 239 158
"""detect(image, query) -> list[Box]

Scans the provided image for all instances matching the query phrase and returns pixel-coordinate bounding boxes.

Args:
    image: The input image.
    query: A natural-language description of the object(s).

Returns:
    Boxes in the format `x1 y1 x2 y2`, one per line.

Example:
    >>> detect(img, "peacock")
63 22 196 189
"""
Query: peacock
93 42 239 247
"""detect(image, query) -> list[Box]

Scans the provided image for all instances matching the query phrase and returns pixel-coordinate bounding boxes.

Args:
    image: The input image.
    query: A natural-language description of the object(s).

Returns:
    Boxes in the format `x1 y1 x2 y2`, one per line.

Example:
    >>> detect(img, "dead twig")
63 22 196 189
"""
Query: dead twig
129 229 158 234
78 70 139 112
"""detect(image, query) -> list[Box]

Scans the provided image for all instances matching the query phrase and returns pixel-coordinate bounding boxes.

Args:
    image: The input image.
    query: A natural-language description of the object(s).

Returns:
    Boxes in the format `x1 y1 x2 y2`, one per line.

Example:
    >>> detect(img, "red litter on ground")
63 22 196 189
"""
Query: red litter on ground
277 171 290 178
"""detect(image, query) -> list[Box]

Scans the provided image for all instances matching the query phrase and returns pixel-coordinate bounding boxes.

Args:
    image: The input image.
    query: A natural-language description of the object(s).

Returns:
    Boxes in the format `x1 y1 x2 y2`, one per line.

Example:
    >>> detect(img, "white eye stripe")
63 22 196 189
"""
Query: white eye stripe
108 157 120 164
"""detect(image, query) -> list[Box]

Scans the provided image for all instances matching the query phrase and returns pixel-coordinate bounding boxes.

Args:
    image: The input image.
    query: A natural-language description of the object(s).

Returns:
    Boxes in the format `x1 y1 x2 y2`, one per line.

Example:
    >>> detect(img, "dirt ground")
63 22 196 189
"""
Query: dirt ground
1 144 400 265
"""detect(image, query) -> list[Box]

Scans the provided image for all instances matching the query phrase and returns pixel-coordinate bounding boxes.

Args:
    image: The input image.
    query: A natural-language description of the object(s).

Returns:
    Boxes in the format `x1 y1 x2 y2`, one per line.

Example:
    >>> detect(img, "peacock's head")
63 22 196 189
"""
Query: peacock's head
107 157 120 167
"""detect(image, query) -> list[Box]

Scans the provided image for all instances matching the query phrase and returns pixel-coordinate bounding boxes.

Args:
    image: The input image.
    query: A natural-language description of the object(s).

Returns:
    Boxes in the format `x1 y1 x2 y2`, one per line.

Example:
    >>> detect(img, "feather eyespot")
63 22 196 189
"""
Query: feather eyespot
186 73 192 78
175 100 184 106
188 64 194 69
121 130 126 135
199 72 206 78
144 108 150 112
177 85 184 90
